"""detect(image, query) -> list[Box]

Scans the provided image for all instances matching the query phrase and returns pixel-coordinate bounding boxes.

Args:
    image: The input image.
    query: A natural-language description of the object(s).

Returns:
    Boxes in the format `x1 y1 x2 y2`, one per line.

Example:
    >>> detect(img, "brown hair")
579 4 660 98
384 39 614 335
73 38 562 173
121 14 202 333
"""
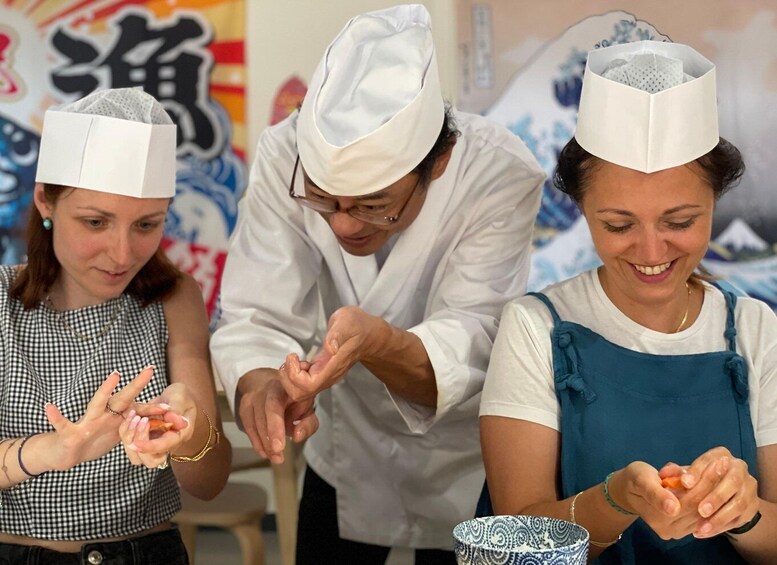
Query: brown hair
11 184 181 309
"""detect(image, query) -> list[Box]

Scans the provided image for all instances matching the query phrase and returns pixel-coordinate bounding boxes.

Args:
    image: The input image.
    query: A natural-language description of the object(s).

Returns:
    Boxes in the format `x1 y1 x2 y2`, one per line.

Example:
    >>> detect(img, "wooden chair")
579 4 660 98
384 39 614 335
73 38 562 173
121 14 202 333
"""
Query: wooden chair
175 482 268 565
265 442 301 565
210 392 301 565
229 442 301 565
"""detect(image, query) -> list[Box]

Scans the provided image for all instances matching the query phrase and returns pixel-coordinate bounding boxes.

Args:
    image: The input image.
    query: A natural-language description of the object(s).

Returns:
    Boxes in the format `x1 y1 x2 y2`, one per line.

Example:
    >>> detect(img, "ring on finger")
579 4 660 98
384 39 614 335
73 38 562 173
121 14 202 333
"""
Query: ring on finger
105 401 123 417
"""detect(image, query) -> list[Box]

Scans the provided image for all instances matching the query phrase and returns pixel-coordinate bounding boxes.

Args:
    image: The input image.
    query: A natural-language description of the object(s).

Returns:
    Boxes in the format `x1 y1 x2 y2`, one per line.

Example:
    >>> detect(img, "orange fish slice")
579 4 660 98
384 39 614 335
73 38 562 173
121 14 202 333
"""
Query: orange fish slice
661 476 685 489
148 419 174 433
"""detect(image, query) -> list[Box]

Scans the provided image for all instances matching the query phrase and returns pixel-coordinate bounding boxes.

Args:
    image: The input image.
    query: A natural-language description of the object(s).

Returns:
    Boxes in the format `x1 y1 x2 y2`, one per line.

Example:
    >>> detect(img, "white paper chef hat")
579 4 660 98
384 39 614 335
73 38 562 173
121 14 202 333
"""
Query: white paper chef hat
296 4 444 196
35 88 177 198
575 40 718 173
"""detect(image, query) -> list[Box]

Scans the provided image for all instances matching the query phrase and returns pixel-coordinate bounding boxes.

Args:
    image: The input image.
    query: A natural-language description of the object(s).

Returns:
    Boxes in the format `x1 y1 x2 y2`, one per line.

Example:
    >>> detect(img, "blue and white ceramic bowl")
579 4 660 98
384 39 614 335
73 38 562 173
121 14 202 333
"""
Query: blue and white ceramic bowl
453 515 589 565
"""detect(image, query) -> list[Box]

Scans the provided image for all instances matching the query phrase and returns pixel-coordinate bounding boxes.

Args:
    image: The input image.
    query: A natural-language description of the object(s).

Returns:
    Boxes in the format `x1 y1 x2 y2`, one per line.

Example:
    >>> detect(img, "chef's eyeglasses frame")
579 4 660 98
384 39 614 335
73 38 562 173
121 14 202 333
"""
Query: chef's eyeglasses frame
287 153 421 226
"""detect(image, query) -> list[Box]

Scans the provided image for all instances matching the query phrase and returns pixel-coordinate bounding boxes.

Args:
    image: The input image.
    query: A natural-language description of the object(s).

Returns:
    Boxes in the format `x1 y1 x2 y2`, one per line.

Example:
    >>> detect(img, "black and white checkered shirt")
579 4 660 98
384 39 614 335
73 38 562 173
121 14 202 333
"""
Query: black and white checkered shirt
0 265 180 540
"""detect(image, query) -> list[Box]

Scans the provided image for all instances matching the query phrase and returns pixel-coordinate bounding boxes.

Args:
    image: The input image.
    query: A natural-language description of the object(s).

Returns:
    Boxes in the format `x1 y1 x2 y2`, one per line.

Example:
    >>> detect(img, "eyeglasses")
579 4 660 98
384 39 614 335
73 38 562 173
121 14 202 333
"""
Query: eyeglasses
288 154 420 226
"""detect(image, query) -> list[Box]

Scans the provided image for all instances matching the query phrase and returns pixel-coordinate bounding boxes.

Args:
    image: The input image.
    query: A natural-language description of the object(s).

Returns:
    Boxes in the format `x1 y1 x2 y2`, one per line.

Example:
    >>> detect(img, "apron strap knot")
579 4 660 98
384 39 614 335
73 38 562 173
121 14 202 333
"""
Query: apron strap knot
553 330 596 403
724 326 738 351
554 331 572 349
557 371 597 403
725 355 749 403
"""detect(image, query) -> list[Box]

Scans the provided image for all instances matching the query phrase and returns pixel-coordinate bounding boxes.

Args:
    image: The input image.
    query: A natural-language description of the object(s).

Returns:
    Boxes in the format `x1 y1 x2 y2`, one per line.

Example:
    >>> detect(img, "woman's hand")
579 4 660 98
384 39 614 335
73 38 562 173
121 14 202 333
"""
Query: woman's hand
670 446 760 538
42 367 159 471
119 382 195 469
609 462 706 540
612 448 759 540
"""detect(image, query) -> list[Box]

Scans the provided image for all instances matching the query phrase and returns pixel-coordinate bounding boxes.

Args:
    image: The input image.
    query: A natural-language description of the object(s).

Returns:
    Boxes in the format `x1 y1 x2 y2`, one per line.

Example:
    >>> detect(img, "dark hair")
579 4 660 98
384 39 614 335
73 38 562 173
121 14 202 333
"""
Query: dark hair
11 184 182 309
553 137 745 205
412 104 460 187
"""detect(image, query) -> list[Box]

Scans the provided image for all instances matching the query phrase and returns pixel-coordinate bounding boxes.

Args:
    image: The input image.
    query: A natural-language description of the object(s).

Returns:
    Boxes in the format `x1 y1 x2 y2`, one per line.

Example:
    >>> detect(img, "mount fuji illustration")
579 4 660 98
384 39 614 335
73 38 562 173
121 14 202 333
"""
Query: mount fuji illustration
484 11 668 236
481 11 777 310
710 218 770 259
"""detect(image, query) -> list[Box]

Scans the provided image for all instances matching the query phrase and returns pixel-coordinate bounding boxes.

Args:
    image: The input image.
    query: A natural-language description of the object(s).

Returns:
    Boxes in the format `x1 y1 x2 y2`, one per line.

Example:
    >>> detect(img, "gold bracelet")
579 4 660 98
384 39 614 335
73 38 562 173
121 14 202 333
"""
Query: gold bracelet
170 410 219 463
569 490 623 548
1 438 20 487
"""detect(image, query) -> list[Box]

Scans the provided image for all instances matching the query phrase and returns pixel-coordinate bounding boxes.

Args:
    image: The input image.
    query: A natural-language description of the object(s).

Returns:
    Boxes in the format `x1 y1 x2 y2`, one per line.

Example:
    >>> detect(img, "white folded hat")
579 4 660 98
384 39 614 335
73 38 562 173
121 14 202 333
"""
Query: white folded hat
575 40 718 173
296 4 444 196
35 88 177 198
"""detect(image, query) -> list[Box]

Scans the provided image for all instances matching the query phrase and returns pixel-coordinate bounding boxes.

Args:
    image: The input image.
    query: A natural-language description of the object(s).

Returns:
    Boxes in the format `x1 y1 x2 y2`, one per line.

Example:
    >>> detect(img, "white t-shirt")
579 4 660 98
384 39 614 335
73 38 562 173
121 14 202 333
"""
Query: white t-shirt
480 269 777 448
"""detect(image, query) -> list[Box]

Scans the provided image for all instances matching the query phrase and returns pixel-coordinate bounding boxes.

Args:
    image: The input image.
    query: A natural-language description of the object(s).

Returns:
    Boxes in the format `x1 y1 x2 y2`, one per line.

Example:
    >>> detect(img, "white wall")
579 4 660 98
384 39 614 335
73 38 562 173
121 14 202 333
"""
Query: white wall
245 0 457 163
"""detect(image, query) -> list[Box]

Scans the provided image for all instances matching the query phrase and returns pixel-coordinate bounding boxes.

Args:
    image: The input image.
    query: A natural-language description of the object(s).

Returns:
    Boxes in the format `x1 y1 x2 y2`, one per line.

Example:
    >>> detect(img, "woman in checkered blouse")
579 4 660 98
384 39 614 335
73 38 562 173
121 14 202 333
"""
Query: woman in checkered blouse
0 88 231 564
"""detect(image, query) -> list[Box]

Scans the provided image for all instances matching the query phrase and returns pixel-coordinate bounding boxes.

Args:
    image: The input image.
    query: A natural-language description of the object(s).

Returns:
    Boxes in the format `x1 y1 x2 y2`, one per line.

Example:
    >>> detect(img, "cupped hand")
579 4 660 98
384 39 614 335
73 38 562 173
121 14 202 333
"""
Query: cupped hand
121 382 197 468
238 368 318 464
119 409 172 468
672 446 759 538
280 306 381 402
278 353 320 402
43 367 158 471
612 462 706 540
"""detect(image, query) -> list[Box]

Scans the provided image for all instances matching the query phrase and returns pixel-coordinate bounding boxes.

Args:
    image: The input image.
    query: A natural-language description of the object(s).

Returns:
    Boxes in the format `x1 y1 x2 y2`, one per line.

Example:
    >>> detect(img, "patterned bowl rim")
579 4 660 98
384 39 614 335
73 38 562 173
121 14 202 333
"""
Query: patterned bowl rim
452 515 590 553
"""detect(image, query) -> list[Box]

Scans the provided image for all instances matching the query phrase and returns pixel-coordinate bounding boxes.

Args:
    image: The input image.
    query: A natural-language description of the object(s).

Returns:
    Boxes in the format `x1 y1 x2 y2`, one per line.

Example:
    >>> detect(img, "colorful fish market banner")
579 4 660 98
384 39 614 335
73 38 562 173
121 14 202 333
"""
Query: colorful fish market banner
457 0 777 309
0 0 247 320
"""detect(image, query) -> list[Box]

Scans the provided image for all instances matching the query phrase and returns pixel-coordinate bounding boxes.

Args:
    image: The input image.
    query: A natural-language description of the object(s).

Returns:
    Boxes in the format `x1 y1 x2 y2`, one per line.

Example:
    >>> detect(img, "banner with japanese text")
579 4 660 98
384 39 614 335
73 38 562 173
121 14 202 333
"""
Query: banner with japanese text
457 0 777 309
0 0 246 321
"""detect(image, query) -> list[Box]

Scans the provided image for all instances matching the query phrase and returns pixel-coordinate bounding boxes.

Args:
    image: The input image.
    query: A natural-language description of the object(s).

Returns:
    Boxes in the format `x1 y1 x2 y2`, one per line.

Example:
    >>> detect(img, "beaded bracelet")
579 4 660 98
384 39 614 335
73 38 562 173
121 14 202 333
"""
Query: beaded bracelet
603 471 637 515
569 491 623 548
18 434 44 478
170 410 220 463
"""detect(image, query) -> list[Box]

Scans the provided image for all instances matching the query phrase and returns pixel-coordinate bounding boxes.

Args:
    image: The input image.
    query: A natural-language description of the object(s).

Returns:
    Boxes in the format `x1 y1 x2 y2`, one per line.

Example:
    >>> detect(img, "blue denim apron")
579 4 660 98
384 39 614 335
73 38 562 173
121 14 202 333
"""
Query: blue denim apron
478 288 756 564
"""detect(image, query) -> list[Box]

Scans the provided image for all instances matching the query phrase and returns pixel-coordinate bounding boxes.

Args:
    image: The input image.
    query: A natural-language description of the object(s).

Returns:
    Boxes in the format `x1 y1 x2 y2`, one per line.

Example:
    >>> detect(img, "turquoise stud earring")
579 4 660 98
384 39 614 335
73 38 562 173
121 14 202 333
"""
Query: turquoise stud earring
42 218 53 230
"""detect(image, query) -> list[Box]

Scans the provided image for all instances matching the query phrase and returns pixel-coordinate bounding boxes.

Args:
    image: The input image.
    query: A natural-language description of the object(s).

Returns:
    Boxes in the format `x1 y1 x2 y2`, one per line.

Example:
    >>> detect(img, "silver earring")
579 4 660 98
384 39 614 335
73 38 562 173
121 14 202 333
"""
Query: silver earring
42 218 52 230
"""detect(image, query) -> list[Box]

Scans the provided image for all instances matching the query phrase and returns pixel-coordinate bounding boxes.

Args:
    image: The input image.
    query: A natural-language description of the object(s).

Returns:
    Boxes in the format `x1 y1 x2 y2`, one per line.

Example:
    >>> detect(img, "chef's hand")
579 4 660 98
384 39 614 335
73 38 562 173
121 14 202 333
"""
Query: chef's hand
238 368 318 464
279 306 385 402
663 446 759 539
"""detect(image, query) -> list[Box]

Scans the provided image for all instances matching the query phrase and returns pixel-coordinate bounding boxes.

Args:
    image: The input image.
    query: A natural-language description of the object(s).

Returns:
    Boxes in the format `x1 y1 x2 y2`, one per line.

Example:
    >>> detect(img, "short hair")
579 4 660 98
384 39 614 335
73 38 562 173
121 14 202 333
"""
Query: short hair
412 104 460 188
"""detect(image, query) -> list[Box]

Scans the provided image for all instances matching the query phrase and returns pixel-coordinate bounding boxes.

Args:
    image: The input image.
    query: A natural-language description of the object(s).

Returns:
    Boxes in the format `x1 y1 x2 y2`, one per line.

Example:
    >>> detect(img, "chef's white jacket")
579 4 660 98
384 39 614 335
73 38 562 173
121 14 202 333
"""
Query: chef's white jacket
210 110 544 548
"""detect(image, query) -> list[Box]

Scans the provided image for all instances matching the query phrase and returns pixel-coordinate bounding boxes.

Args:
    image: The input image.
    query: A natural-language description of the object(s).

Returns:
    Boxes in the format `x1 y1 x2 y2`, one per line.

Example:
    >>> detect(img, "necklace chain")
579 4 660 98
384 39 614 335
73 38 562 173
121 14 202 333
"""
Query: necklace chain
674 282 692 333
45 295 124 341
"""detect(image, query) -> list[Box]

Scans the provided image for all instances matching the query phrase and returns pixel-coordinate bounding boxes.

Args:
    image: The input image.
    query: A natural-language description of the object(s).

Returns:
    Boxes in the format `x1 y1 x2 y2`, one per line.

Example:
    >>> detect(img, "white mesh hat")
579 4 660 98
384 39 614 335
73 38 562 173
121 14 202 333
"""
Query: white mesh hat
575 40 718 173
296 4 444 196
35 87 177 198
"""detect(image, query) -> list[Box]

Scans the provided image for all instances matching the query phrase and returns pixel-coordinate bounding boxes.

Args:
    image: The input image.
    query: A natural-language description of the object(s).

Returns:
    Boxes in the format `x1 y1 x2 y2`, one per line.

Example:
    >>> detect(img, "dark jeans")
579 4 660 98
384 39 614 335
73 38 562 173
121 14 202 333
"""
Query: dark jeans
297 465 457 565
0 527 188 565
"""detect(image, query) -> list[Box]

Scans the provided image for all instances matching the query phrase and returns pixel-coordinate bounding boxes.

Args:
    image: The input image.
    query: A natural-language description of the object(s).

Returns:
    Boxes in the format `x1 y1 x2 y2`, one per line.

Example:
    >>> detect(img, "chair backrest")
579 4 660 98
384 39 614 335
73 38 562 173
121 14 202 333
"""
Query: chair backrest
212 365 301 565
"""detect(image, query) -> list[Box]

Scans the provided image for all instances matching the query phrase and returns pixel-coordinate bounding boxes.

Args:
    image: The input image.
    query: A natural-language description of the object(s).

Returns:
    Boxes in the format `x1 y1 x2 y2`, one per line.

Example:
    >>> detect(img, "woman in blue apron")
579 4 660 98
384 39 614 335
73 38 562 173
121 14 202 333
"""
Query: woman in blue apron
478 40 776 564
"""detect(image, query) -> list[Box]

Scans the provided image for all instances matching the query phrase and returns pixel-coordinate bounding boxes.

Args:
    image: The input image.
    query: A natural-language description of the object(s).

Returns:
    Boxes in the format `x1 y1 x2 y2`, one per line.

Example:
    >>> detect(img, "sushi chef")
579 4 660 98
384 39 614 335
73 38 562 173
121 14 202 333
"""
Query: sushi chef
211 4 544 562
